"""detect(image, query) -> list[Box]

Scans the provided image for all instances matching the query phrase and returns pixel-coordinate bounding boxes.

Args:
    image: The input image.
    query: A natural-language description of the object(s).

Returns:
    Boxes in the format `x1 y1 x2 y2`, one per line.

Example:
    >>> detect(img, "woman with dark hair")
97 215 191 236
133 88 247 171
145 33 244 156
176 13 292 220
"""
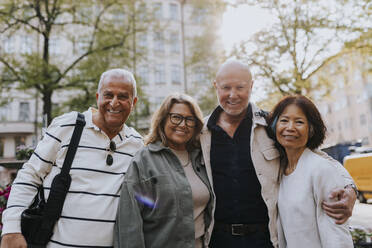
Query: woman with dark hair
114 93 215 248
266 95 353 248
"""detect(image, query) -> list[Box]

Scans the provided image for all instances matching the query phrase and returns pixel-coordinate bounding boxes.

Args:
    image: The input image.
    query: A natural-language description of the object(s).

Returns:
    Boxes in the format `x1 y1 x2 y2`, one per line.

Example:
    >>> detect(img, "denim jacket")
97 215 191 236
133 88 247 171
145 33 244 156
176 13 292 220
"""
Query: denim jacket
114 141 215 248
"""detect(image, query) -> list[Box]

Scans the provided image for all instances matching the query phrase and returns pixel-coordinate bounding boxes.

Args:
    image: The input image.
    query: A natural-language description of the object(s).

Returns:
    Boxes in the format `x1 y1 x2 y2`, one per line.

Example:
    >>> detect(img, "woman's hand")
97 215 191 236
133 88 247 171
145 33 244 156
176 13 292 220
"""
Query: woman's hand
321 187 357 224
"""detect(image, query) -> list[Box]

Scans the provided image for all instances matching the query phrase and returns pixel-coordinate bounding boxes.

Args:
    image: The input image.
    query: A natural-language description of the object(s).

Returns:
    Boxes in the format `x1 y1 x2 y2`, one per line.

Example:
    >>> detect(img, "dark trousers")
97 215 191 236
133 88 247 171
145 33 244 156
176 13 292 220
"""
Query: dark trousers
209 228 274 248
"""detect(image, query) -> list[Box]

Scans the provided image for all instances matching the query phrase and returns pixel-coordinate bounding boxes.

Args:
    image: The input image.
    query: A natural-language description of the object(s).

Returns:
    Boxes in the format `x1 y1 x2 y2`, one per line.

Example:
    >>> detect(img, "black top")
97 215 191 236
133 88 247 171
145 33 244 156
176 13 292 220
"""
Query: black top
207 105 269 224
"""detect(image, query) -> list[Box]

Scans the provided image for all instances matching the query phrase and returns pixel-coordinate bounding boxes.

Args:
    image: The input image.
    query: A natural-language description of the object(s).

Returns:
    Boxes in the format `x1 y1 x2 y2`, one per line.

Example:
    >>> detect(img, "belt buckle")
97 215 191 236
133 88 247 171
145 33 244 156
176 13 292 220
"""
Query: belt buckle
231 224 244 236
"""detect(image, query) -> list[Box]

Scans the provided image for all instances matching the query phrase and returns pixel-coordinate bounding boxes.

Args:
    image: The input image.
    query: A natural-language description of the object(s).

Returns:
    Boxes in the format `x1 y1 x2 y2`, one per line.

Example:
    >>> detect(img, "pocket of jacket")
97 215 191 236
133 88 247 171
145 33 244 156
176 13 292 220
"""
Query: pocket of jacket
261 147 280 161
140 175 178 219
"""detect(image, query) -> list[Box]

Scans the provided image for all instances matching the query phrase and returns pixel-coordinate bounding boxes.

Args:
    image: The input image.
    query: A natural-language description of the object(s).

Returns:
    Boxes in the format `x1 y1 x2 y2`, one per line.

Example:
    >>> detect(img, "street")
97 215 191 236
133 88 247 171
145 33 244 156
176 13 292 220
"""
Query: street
350 200 372 232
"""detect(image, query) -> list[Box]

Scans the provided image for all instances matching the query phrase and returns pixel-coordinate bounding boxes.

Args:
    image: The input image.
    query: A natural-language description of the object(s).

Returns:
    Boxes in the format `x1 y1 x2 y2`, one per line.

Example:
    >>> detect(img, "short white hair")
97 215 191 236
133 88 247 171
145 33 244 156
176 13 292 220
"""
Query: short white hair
97 68 137 98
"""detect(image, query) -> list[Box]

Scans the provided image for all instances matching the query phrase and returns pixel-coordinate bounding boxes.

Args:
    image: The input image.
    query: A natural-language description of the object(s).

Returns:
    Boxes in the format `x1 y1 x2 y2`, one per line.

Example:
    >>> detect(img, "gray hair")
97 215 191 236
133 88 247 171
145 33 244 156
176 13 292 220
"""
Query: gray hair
97 68 137 98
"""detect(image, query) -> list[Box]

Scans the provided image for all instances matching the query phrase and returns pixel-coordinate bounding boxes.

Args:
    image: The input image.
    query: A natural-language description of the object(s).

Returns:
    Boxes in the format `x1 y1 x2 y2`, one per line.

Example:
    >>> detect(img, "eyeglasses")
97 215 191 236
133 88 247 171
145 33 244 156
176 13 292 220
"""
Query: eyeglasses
106 141 116 166
168 113 197 128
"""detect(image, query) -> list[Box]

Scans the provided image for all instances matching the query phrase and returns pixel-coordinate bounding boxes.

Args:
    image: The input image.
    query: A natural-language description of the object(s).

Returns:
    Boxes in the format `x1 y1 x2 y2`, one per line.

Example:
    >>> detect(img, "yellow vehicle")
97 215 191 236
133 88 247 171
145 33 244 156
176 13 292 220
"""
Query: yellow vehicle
344 153 372 203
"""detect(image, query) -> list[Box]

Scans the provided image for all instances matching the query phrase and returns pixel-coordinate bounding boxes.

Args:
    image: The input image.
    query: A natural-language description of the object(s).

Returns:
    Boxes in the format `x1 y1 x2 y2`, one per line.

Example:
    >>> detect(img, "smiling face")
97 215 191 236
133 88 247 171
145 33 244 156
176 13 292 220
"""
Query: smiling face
276 104 309 153
214 62 253 118
95 75 137 137
164 103 195 151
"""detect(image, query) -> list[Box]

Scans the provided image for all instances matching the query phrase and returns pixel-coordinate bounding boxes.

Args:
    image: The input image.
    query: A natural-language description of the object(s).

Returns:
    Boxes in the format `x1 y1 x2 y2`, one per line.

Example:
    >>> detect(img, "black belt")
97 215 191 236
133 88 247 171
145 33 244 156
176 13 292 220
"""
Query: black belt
214 222 268 236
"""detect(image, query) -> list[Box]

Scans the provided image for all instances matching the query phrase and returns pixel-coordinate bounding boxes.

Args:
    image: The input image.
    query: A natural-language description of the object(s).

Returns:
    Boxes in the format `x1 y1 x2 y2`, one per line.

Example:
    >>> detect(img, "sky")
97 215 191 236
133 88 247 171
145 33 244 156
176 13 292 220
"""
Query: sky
219 3 274 53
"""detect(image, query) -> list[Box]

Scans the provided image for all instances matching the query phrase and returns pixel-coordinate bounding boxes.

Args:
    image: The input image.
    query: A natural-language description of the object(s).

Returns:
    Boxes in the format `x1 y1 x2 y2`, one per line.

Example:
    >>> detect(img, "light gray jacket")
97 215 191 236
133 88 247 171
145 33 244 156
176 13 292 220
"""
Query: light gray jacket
114 141 215 248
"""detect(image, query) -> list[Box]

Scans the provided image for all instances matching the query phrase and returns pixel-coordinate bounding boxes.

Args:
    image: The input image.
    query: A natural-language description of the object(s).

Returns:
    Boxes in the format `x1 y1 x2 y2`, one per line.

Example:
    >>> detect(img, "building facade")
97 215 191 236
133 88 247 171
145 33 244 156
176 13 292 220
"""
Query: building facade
316 53 372 148
0 0 224 180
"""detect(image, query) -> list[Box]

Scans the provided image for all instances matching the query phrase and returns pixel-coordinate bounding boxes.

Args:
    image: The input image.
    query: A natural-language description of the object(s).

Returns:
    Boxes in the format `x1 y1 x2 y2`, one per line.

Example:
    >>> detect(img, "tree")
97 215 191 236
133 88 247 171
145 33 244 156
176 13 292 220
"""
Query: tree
184 0 226 114
231 0 370 100
0 0 152 124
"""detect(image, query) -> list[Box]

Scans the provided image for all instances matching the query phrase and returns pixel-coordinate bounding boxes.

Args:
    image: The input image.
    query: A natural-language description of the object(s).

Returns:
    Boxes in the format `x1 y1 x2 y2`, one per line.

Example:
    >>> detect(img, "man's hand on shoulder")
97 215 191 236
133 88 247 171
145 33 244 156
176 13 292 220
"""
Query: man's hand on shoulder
321 186 357 224
0 233 27 248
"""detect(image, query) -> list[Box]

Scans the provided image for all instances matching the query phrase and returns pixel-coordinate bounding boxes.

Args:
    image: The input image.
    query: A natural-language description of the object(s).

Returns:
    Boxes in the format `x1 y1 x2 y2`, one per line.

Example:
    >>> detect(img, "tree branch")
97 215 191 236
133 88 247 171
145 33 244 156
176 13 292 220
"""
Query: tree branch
302 35 334 74
0 57 21 82
56 37 130 86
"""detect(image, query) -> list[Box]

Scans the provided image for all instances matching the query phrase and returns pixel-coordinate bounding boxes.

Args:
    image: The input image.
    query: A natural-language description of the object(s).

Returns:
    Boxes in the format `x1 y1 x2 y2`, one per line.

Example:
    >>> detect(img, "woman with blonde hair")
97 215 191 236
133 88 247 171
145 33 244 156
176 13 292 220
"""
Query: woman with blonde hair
114 93 215 248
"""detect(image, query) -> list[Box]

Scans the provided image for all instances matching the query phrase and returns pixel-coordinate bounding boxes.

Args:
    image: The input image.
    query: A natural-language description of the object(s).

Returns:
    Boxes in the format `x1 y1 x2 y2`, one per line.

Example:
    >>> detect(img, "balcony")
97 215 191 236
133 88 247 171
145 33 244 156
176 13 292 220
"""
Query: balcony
0 121 35 134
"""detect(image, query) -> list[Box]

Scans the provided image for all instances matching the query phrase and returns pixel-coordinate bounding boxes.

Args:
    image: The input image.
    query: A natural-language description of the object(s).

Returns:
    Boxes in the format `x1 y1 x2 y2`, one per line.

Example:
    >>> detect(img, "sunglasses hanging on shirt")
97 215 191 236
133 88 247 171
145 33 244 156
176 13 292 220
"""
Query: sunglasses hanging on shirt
106 141 116 166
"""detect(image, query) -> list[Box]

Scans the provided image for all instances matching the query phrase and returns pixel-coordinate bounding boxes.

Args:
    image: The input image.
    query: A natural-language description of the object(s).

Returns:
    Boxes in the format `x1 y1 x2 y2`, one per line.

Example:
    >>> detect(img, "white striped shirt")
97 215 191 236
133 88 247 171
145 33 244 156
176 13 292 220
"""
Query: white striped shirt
2 108 144 248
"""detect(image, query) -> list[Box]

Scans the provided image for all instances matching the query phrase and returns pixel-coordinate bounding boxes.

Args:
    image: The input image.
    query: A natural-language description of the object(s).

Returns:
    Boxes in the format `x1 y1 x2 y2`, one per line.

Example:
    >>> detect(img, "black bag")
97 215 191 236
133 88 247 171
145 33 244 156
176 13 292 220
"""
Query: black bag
21 113 85 247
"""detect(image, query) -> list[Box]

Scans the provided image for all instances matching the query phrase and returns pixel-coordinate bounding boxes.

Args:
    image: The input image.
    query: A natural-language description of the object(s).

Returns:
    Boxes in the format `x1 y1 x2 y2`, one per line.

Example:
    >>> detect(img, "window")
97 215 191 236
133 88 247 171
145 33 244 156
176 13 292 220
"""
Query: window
155 97 164 107
49 38 61 55
4 37 15 54
344 118 350 129
0 138 4 158
19 102 30 121
193 8 207 24
76 6 91 23
76 37 90 54
340 98 347 109
337 76 345 89
21 35 32 54
169 3 178 20
334 102 340 111
153 32 164 53
138 3 147 20
170 32 180 54
154 64 165 84
138 33 147 53
327 104 332 114
15 136 26 154
23 8 34 19
171 64 181 85
193 66 208 83
328 125 334 133
0 104 9 121
138 66 149 85
112 10 126 24
360 114 367 126
153 3 162 19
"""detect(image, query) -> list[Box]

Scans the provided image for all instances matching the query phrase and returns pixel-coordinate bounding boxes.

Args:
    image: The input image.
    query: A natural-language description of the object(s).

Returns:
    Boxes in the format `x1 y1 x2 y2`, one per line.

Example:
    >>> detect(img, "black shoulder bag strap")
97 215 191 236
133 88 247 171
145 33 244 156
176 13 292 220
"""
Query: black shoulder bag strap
41 112 86 231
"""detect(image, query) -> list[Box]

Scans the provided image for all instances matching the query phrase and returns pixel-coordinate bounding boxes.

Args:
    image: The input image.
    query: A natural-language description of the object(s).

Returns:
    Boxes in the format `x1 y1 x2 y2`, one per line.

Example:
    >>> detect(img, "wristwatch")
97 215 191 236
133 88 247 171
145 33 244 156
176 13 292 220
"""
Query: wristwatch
344 183 359 197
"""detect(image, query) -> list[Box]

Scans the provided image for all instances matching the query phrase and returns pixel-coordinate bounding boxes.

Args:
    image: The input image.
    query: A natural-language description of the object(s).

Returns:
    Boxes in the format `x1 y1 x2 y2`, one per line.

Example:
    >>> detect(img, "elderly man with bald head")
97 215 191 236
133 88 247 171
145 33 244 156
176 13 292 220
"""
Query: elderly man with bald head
200 60 356 248
1 69 143 248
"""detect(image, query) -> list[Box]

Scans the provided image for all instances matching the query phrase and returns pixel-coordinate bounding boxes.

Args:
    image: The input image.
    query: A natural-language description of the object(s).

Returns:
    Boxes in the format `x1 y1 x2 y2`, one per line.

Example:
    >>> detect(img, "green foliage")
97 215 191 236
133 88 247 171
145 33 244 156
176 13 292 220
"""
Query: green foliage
15 145 34 160
351 227 372 247
0 0 152 124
